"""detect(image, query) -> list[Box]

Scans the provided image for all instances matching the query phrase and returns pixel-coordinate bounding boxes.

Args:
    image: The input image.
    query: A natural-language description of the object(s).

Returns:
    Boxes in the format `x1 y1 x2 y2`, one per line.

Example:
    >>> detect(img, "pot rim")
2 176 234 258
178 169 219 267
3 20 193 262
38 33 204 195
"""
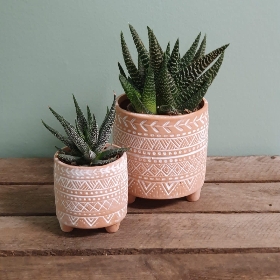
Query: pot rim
116 94 208 120
54 143 126 170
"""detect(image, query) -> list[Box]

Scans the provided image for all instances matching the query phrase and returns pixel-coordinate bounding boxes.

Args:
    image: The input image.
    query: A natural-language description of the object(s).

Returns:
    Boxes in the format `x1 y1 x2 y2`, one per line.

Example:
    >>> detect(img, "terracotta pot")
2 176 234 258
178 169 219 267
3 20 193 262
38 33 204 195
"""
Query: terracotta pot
113 94 208 203
54 146 128 233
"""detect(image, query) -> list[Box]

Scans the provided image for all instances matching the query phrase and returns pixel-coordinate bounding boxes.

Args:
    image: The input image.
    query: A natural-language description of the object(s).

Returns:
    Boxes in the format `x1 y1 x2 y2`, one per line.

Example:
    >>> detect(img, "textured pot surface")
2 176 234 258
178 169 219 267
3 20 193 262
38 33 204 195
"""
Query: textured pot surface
54 151 128 229
113 94 208 199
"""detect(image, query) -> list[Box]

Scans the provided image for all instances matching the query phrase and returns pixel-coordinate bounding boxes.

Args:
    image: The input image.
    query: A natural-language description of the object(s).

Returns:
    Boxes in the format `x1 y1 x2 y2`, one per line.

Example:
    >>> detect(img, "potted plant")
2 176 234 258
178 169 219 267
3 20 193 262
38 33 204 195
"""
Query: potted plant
113 25 229 203
42 94 129 233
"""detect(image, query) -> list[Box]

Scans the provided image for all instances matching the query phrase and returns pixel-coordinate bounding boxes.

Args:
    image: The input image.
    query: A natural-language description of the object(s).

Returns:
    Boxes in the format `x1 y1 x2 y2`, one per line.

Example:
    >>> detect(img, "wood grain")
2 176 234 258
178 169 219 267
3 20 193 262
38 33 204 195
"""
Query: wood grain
206 156 280 182
1 183 279 216
0 158 53 185
1 156 279 185
1 214 280 256
1 254 280 280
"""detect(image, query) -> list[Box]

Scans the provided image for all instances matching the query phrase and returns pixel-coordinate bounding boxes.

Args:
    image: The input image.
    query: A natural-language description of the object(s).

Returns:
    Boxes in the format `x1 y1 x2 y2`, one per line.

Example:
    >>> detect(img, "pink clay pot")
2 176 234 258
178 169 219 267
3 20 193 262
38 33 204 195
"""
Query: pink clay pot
54 147 128 233
113 94 209 203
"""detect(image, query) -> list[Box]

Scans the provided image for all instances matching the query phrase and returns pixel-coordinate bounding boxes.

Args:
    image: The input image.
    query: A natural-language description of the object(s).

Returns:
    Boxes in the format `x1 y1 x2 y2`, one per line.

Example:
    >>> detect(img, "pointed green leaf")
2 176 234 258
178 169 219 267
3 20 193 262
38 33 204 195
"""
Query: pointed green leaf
119 74 152 114
184 75 212 111
177 44 229 89
175 52 225 108
98 147 129 160
180 33 201 68
94 94 116 153
118 62 127 78
138 55 145 83
129 24 150 69
90 157 118 166
42 120 75 150
48 107 91 157
147 26 164 75
168 38 180 78
121 32 143 90
157 54 178 109
57 154 83 165
87 106 98 149
141 66 157 114
193 34 206 61
72 95 87 135
166 42 171 59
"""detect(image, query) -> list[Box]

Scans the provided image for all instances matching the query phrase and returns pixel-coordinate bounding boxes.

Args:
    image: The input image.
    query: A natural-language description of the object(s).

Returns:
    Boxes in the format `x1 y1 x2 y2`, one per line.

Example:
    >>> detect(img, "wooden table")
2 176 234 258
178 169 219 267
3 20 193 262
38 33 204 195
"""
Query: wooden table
1 156 280 279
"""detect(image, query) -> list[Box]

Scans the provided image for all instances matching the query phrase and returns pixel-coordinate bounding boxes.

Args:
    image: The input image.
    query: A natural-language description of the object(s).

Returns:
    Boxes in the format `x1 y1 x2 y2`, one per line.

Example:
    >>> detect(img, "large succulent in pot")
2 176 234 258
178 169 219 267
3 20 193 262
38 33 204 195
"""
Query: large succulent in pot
42 94 128 166
118 24 229 115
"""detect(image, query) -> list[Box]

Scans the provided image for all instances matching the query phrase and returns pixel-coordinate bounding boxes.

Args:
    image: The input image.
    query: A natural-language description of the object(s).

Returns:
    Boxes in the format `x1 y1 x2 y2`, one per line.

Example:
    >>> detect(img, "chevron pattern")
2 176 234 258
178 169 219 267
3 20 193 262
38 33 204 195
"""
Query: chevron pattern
113 100 208 199
54 153 128 229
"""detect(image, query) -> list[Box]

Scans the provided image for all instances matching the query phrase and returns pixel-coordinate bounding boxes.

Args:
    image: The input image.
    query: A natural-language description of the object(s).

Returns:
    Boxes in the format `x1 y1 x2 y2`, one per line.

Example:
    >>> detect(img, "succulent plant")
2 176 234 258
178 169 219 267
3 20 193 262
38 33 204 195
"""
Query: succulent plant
42 94 128 166
118 24 229 115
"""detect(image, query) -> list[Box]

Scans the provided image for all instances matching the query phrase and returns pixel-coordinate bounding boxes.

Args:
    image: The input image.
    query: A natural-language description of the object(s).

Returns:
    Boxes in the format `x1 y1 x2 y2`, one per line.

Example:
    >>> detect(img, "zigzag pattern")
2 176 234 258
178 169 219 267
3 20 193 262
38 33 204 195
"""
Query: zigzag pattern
55 173 128 191
114 126 208 151
55 154 127 178
128 149 206 178
56 205 127 228
129 171 205 198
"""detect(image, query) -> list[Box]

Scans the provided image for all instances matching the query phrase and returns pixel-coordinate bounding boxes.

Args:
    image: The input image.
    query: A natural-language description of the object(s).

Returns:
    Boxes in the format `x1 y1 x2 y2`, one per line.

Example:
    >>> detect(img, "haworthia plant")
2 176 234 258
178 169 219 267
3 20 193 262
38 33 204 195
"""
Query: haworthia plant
42 94 128 166
118 24 229 115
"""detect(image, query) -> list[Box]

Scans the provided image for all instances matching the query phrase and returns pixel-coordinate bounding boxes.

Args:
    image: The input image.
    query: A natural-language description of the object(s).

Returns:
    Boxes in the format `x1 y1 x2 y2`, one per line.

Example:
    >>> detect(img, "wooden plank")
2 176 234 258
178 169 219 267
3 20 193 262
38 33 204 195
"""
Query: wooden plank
206 156 280 182
1 214 280 256
1 254 280 279
0 156 279 185
0 158 53 185
1 183 279 216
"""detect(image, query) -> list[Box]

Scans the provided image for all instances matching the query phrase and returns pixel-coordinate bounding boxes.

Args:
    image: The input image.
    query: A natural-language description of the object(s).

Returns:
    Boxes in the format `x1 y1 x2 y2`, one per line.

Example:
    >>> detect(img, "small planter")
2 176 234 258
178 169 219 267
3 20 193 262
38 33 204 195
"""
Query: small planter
113 94 208 203
54 147 128 233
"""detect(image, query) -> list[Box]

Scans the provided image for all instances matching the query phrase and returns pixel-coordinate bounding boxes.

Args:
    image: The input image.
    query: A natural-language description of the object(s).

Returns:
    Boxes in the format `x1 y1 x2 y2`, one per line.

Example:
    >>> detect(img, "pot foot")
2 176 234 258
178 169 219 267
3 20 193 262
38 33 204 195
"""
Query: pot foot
105 222 120 233
128 194 136 204
60 223 74 232
186 189 201 202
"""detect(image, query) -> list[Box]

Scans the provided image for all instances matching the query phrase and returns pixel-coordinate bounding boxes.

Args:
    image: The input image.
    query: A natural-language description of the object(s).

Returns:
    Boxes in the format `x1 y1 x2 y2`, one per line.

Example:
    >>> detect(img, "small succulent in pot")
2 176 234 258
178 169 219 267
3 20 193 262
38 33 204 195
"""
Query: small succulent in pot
118 24 229 115
42 94 128 166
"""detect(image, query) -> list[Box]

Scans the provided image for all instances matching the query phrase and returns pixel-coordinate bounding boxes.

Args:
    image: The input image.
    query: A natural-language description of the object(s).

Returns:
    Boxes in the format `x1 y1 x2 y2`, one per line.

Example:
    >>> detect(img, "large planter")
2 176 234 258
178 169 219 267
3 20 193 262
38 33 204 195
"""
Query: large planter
54 147 128 233
113 94 208 203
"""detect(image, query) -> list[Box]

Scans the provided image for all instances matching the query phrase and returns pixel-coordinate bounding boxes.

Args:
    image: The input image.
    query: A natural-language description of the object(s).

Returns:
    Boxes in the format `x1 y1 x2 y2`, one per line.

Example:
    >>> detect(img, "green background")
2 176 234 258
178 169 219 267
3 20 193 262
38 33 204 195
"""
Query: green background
1 0 279 157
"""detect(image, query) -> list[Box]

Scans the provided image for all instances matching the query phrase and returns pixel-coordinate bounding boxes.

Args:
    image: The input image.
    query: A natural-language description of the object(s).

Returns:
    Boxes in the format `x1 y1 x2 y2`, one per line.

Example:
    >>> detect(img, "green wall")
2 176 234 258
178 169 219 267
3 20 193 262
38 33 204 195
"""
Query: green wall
1 0 280 157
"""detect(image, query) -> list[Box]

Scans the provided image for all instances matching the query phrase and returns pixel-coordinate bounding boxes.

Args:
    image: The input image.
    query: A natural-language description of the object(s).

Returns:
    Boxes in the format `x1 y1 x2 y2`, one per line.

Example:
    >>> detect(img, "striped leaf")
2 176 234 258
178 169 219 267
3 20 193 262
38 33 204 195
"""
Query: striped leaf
118 62 127 78
168 38 180 78
156 54 178 109
94 94 116 153
57 154 82 165
138 55 145 83
72 95 87 135
193 34 207 61
87 106 98 149
42 120 75 150
166 42 171 60
119 74 152 114
180 33 201 69
147 27 164 76
49 107 91 158
121 32 143 90
129 24 150 69
175 52 225 108
141 66 157 114
98 147 129 160
177 44 229 89
184 75 212 111
90 157 118 166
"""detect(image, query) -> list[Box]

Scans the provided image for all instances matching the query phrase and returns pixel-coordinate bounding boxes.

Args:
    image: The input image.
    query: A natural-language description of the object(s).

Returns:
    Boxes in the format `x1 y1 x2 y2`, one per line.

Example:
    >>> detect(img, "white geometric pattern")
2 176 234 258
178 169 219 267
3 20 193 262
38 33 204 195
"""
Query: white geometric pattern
113 96 209 199
54 152 128 229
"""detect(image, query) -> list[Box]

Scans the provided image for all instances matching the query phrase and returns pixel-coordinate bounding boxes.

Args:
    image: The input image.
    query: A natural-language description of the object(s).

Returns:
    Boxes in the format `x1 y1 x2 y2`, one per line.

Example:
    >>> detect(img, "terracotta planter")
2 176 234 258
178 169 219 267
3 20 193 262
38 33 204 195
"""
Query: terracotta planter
113 94 208 203
54 147 128 233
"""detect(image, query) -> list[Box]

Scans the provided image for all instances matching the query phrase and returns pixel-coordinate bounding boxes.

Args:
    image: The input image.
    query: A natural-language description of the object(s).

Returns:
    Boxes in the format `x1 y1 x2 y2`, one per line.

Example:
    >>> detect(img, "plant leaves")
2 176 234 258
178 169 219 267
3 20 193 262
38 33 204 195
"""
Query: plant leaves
168 38 180 78
72 95 87 135
87 106 98 149
193 34 206 61
98 147 129 160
